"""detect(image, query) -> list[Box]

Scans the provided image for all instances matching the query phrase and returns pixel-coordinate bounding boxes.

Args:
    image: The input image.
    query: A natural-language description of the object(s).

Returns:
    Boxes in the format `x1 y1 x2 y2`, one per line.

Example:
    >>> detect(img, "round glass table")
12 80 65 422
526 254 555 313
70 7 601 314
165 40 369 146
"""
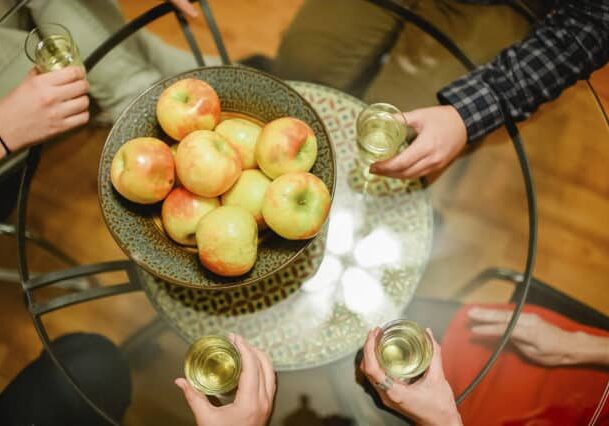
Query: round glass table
140 81 434 374
5 1 609 425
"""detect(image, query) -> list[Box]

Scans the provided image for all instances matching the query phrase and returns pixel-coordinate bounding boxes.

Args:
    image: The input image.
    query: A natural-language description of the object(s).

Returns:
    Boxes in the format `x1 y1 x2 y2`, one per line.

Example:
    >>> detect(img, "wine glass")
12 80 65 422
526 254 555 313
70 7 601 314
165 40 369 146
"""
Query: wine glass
24 23 83 73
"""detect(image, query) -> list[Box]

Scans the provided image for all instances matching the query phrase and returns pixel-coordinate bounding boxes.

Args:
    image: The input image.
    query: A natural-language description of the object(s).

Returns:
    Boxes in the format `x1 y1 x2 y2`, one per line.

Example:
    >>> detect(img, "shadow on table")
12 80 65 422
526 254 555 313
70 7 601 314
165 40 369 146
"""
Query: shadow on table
281 395 353 426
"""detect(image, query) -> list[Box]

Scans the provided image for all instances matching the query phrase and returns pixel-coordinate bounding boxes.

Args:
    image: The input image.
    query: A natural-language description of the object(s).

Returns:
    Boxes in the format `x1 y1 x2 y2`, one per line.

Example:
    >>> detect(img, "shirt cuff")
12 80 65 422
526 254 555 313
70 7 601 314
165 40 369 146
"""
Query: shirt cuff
437 71 504 142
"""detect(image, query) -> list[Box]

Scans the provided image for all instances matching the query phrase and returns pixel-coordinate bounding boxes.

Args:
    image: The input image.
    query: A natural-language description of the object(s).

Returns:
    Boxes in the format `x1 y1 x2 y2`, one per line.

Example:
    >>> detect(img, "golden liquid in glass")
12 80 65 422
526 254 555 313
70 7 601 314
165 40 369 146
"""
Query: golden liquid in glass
184 335 241 395
357 113 405 165
356 104 407 186
34 35 82 72
377 320 433 380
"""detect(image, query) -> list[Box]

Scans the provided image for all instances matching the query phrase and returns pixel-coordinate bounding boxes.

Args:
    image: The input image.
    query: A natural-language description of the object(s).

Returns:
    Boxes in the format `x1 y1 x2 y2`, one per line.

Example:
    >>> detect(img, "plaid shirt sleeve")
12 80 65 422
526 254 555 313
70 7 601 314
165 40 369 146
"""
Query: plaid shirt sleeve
437 1 609 142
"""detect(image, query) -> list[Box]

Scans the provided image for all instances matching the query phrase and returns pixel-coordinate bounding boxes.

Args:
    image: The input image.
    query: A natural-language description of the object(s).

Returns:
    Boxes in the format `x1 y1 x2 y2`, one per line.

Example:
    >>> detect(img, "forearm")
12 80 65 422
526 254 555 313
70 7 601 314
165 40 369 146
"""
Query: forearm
570 332 609 366
438 0 609 141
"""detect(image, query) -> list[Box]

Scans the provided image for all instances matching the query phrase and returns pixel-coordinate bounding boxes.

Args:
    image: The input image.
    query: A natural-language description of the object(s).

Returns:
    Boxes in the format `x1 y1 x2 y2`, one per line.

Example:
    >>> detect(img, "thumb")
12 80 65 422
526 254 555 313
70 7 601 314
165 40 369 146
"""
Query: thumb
25 68 39 79
175 378 213 415
370 133 429 174
400 109 427 133
426 329 446 381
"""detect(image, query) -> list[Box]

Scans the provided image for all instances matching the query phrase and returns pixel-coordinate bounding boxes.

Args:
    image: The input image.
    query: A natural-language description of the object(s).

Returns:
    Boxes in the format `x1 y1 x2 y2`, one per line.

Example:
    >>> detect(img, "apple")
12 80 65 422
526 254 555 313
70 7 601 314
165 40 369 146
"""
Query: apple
215 118 262 170
162 187 219 246
196 206 258 276
170 143 181 186
255 117 318 179
262 172 331 240
110 137 174 204
175 130 242 197
221 169 271 228
156 78 221 140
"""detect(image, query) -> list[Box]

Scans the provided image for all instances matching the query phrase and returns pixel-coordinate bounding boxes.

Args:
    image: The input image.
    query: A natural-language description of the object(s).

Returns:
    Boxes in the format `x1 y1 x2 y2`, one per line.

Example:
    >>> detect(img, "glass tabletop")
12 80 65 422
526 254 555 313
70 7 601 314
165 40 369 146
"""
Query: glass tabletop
140 81 433 372
3 1 609 425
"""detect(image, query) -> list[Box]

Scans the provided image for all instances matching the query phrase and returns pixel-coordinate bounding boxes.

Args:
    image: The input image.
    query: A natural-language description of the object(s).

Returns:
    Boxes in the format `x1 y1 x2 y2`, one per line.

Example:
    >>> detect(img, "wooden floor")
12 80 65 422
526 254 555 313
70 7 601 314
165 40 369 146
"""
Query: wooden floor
1 1 608 424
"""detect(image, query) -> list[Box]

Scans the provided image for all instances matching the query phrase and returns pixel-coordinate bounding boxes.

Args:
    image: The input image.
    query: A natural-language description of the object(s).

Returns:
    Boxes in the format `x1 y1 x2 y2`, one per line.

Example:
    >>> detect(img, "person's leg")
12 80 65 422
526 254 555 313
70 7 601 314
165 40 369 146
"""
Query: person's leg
0 333 132 426
273 0 402 96
364 1 534 110
28 0 163 121
136 30 200 76
0 27 33 99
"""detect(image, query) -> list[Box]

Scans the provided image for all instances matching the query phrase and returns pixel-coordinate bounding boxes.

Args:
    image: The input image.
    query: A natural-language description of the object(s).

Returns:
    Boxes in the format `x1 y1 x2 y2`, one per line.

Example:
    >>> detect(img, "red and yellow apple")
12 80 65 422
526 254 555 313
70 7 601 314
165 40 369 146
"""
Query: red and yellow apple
262 172 331 240
215 118 262 170
161 187 219 246
170 143 181 187
196 206 258 276
110 137 175 204
221 169 271 228
156 78 221 140
175 130 242 197
255 117 318 179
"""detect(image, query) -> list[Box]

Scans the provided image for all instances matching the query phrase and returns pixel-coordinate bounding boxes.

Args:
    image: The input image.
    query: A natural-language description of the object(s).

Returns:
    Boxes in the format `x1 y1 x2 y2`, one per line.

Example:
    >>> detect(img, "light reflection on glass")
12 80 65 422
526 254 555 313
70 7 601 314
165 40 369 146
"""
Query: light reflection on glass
326 210 355 256
296 257 343 325
341 267 386 315
302 255 343 293
354 227 401 268
296 285 335 326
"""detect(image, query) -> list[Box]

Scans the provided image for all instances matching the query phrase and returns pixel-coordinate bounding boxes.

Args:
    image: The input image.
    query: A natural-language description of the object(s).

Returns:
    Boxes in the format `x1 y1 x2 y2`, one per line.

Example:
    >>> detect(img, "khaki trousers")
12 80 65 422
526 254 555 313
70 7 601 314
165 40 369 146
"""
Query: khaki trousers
274 0 535 110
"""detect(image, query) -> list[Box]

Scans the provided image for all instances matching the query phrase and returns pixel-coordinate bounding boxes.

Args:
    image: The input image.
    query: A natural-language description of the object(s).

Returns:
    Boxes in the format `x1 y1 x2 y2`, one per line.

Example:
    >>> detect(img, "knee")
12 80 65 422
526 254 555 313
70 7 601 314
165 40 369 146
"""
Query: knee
273 0 400 92
51 333 132 412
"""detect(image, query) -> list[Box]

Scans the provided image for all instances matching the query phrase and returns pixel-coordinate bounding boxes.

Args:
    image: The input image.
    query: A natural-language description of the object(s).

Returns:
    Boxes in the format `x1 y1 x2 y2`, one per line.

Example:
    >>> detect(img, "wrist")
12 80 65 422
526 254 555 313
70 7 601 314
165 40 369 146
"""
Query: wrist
0 100 18 155
569 332 609 366
440 406 463 426
0 134 11 157
421 410 462 426
419 392 462 426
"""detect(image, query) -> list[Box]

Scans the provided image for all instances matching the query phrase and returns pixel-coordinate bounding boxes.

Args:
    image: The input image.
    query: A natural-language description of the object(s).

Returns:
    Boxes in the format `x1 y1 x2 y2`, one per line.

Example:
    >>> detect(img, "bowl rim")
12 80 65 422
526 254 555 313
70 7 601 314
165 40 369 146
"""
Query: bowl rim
98 65 337 290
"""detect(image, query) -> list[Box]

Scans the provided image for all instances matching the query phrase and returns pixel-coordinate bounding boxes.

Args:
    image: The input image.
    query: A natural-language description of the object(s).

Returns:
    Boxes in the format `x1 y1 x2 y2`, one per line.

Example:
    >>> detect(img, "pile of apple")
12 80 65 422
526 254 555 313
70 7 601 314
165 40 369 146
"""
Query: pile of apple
110 78 331 277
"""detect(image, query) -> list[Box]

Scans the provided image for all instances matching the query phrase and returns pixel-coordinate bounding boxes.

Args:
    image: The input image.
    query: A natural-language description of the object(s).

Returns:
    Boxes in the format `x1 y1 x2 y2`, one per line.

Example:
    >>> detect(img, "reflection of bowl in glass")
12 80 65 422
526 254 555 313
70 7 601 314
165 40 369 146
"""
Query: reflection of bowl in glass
98 66 336 290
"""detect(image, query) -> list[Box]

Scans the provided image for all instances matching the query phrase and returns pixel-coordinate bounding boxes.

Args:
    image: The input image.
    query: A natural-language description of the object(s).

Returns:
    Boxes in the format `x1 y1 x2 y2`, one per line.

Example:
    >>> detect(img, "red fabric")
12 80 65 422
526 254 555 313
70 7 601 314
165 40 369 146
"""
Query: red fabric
441 304 609 426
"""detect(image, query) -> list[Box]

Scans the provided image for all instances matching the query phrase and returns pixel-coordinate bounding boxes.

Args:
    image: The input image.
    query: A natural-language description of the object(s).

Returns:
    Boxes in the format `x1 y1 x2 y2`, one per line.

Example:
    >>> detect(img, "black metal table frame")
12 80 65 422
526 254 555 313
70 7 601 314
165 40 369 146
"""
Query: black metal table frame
12 0 540 423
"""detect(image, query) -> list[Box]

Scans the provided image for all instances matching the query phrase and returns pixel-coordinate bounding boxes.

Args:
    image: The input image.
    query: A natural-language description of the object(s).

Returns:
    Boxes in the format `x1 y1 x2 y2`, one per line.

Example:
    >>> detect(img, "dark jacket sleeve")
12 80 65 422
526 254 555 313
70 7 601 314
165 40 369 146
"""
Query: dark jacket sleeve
437 1 609 141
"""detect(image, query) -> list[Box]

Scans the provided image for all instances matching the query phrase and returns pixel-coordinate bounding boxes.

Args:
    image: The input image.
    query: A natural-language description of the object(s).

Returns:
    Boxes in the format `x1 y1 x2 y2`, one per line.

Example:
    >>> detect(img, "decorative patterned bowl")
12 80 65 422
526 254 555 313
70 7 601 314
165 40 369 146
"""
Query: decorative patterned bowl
98 66 335 290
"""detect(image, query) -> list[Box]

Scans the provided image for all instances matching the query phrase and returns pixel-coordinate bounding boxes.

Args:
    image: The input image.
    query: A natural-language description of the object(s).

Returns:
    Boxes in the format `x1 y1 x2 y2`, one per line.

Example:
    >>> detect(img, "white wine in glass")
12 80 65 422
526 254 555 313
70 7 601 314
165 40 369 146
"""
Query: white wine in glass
25 23 82 73
356 103 407 181
376 319 433 381
184 335 241 399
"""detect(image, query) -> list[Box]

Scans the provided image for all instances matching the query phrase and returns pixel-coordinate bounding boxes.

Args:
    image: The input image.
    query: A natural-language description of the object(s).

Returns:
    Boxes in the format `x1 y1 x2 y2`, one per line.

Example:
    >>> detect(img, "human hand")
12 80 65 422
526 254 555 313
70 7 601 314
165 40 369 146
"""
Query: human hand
175 335 276 426
359 328 462 426
369 105 467 179
0 67 89 154
168 0 199 18
469 307 588 367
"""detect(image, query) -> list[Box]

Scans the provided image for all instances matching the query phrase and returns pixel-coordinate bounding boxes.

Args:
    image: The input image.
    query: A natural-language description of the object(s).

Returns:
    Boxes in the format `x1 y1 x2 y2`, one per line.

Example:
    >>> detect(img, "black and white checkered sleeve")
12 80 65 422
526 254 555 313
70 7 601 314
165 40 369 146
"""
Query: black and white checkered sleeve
437 0 609 142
